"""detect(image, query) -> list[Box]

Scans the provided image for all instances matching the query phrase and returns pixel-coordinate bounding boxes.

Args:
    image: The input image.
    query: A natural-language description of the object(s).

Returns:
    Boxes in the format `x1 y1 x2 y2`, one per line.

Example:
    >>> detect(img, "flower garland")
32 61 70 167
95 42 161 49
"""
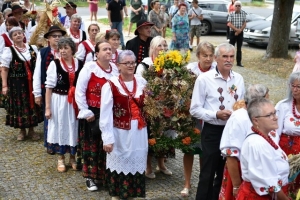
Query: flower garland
143 50 200 154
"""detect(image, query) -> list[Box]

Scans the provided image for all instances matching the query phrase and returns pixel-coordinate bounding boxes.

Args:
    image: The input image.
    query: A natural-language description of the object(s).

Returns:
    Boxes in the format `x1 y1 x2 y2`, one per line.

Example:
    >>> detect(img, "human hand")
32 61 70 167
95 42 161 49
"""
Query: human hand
2 86 7 96
172 35 176 41
103 144 113 153
35 96 43 106
216 109 232 120
86 115 95 122
45 108 52 119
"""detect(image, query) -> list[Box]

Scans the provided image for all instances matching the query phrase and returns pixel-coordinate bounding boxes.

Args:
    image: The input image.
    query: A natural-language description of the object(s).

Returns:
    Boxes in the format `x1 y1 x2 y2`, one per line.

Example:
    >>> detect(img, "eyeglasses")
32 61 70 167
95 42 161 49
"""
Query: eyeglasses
290 84 300 90
50 35 63 38
119 62 136 67
235 5 241 7
255 111 277 120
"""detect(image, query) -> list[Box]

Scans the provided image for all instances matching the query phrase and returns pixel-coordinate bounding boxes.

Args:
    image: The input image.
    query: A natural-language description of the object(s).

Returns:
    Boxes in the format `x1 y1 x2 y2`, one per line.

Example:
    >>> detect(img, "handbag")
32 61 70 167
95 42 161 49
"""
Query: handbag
140 8 147 20
87 114 101 136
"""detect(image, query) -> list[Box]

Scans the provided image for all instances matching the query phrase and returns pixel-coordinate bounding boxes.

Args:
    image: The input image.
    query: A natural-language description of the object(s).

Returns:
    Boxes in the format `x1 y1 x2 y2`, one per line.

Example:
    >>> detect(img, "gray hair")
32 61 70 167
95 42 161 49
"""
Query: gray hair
149 36 167 57
8 26 23 39
287 71 300 101
3 8 12 18
234 1 242 7
58 37 77 55
196 41 215 57
117 50 136 63
215 43 235 57
247 98 273 123
70 14 82 23
245 84 269 104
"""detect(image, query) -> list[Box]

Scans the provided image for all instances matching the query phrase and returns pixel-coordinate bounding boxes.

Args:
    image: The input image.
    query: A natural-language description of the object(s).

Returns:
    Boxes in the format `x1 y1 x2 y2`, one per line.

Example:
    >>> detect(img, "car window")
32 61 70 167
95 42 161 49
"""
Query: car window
209 3 226 12
199 3 210 10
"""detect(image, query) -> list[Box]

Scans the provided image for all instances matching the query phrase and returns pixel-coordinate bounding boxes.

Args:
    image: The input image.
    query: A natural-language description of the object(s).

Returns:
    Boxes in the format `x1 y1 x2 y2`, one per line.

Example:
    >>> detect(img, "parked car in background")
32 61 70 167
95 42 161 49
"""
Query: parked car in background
187 0 264 35
244 11 300 47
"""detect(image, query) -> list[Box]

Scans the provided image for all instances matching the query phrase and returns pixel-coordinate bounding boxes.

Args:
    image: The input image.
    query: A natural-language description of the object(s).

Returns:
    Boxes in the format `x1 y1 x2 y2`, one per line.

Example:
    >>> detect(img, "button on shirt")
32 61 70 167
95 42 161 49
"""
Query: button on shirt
190 68 245 125
227 10 247 31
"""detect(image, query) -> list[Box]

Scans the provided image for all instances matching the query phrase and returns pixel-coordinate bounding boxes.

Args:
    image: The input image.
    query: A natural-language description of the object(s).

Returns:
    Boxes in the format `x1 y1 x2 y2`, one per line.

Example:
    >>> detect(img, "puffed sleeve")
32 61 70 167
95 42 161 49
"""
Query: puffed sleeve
75 43 86 61
45 60 57 88
75 65 94 119
135 63 145 76
190 75 217 120
275 99 289 140
100 81 115 145
85 52 94 62
0 47 12 68
31 45 38 54
32 51 42 97
0 36 5 55
241 138 283 196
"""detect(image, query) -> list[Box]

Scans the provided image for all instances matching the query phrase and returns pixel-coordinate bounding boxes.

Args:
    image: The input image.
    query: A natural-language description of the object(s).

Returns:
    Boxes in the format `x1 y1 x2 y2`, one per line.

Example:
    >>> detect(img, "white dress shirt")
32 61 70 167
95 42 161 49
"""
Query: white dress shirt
190 68 245 125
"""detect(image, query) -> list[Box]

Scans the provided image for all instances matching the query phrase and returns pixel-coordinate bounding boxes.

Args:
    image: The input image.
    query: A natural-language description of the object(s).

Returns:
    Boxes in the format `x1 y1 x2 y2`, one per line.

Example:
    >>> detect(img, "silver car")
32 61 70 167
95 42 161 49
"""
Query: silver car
244 11 300 46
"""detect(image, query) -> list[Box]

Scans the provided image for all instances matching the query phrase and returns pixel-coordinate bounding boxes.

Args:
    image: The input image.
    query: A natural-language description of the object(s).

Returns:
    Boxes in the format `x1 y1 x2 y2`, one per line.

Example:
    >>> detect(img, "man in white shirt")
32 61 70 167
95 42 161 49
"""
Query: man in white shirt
190 43 245 200
188 0 202 50
60 2 85 31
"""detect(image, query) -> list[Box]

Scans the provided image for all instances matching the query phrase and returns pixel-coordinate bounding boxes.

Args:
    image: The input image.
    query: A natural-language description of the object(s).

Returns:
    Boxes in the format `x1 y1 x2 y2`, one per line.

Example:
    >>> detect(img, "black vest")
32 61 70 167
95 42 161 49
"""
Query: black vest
39 47 53 96
52 59 83 95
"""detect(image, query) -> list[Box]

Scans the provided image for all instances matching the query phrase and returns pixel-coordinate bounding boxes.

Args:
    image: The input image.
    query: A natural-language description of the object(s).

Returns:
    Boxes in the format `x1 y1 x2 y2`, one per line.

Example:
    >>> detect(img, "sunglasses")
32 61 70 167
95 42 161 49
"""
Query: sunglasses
235 5 241 7
50 35 63 38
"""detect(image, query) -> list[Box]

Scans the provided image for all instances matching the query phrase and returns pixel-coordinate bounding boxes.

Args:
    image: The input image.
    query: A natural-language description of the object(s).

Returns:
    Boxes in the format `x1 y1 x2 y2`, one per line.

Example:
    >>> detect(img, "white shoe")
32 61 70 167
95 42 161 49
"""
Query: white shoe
86 178 98 191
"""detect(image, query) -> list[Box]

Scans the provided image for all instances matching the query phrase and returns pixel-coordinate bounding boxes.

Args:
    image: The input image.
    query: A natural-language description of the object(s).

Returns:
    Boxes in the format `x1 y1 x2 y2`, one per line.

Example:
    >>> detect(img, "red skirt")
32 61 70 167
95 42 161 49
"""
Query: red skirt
279 134 300 193
236 181 289 200
219 162 241 200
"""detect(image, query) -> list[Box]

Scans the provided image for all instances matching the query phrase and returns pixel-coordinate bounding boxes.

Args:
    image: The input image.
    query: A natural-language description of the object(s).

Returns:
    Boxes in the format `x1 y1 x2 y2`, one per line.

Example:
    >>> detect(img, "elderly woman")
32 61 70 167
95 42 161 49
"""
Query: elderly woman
45 38 83 172
148 0 164 37
76 23 100 63
276 71 300 193
105 29 122 64
181 41 216 197
136 36 173 179
75 40 119 191
100 50 148 200
236 98 289 200
33 25 66 155
170 3 189 50
219 84 270 200
67 14 87 50
0 26 42 140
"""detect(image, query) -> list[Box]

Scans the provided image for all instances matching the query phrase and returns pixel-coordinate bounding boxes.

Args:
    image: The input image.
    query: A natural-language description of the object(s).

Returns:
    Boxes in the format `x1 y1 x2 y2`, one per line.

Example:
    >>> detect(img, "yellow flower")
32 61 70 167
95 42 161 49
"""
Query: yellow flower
153 57 161 72
185 50 191 62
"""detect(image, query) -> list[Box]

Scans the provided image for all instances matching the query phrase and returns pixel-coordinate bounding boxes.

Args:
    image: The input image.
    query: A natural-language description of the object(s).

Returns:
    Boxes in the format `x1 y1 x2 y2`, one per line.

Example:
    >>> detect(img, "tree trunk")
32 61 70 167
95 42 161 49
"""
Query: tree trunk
265 0 295 58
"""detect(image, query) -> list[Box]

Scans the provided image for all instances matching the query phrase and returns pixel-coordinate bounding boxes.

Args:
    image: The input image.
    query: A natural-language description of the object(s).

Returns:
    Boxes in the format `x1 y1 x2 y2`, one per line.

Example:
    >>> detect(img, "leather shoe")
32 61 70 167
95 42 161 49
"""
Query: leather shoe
237 63 244 67
145 172 156 179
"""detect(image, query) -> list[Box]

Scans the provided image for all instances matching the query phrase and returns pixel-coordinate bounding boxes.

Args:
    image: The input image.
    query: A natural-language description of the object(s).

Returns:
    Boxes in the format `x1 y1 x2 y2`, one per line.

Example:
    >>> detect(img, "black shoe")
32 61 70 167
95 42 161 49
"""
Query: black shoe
122 45 126 50
237 63 244 67
86 178 98 191
189 48 193 51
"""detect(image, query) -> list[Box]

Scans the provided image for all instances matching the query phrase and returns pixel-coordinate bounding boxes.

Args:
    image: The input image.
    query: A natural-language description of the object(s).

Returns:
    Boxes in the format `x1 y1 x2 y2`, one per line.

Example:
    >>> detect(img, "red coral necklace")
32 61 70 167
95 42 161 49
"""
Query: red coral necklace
118 75 137 98
70 29 80 39
198 63 211 72
292 99 300 119
96 61 112 73
251 126 278 150
14 43 27 53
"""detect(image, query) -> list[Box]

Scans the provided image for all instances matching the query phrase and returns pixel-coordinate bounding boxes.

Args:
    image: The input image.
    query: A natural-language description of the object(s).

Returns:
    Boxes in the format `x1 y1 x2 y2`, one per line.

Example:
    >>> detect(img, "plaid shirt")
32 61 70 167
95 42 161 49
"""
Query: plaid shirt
228 10 247 31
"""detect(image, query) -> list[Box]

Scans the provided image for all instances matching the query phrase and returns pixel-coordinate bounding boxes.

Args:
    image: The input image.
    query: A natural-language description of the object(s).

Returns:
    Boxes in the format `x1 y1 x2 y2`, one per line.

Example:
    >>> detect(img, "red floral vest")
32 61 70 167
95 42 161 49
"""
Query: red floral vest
86 73 107 108
109 80 146 130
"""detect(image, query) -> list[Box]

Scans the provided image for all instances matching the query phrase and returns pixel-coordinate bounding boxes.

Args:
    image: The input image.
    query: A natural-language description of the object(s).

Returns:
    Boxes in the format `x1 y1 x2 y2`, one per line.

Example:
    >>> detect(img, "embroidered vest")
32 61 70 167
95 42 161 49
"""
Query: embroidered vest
86 73 107 108
52 59 83 95
8 46 36 78
109 80 146 130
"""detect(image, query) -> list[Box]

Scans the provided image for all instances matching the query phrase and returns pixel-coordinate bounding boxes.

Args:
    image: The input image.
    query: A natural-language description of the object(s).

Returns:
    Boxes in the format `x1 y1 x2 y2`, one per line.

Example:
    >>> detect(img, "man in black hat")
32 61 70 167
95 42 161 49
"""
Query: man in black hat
126 19 154 71
60 2 85 31
33 25 66 154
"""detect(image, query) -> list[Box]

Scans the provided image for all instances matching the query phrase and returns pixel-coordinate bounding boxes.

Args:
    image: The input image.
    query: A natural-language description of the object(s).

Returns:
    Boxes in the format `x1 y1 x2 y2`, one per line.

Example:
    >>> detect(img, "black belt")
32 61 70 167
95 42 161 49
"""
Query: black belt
204 122 225 128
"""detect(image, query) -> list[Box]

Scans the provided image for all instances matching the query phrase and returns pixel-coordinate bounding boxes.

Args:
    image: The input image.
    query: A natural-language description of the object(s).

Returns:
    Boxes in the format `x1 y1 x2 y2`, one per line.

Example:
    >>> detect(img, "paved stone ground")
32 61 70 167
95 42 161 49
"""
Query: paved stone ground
0 17 291 200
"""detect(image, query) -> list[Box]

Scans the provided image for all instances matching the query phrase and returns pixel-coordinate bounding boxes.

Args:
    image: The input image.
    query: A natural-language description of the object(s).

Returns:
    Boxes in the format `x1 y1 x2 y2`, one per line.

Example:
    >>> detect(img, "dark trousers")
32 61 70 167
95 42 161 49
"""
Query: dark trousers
229 31 243 65
195 123 226 200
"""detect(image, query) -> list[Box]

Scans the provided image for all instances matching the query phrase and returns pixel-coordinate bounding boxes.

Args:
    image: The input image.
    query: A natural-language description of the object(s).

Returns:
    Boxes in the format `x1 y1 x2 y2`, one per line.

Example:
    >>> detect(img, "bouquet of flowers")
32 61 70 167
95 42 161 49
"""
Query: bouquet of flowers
143 50 200 155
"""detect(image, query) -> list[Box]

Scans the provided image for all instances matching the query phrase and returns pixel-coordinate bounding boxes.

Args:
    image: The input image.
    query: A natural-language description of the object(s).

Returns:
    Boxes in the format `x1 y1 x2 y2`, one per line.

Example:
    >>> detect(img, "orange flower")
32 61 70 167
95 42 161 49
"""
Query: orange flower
194 128 201 135
163 107 174 118
148 138 156 146
182 137 191 145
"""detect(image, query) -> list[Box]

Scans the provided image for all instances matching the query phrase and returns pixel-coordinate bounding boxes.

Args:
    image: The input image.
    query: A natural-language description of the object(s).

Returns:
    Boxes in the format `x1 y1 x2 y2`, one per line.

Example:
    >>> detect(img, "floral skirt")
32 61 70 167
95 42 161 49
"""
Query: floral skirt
169 32 189 50
106 169 146 199
6 77 43 128
77 110 106 183
279 134 300 193
47 143 77 155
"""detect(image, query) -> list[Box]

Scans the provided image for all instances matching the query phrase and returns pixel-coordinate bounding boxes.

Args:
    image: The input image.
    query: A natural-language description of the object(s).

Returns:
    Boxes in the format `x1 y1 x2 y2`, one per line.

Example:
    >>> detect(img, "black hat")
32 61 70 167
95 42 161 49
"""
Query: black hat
44 25 67 38
63 2 77 9
9 5 27 17
134 19 154 35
